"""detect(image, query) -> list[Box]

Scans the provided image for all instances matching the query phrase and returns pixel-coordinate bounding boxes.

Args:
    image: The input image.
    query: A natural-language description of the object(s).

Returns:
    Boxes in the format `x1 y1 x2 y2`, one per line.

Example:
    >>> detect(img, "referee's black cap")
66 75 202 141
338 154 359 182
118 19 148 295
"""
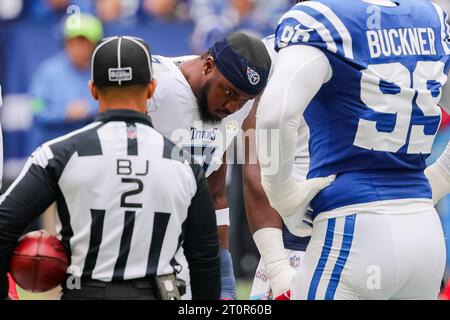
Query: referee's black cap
92 36 153 87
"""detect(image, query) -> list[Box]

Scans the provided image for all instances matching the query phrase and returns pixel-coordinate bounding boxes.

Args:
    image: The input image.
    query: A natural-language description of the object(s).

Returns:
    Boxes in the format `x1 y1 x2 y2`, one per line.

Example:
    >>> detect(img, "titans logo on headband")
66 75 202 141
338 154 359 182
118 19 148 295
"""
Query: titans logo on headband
247 67 260 85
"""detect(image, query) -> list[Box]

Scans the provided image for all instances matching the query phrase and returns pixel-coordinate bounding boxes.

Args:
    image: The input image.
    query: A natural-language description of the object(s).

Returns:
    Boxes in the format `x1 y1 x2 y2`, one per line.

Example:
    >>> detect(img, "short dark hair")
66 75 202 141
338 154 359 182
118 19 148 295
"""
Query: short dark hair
96 83 150 96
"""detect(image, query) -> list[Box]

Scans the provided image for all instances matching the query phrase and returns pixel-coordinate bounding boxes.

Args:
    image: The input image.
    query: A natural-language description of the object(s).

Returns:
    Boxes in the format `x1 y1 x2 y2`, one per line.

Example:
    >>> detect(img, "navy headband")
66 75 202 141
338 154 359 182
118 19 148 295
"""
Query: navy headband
210 34 271 96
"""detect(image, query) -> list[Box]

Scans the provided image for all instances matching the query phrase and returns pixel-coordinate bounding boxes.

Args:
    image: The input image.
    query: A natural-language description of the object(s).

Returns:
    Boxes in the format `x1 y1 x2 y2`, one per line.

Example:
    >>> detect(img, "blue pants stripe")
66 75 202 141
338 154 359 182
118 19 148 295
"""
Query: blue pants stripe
325 214 357 300
307 218 336 300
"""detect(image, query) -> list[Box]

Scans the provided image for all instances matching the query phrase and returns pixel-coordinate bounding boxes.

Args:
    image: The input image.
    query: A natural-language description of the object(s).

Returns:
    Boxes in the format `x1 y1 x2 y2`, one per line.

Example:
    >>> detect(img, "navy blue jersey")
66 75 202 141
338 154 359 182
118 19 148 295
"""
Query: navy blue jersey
275 0 450 216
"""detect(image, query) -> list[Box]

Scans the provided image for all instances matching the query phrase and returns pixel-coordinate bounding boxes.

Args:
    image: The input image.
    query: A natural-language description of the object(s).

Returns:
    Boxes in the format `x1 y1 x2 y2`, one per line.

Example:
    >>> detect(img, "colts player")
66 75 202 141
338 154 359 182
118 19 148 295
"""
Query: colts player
245 33 329 300
258 0 450 299
245 0 336 301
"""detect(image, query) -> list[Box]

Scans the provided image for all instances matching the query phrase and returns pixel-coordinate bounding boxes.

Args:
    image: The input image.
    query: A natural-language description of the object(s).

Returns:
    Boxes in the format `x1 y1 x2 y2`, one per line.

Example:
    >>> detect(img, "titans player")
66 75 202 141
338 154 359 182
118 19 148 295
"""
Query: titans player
246 0 338 301
149 32 330 300
147 33 272 299
257 0 450 299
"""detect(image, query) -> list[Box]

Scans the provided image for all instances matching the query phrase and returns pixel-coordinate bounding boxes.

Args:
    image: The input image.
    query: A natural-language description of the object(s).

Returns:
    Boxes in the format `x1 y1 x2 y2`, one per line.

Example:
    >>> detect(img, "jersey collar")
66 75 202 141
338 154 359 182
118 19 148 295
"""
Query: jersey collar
95 109 154 127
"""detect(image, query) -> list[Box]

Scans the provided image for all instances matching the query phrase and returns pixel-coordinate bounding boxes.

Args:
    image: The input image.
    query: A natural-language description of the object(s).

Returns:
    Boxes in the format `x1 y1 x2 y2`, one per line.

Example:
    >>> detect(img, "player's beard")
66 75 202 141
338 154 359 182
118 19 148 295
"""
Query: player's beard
196 82 220 124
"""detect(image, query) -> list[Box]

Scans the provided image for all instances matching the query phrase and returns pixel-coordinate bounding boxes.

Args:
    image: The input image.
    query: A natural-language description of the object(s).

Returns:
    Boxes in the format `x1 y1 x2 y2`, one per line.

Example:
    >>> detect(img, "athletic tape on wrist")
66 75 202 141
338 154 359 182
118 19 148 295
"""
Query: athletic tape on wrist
216 208 230 226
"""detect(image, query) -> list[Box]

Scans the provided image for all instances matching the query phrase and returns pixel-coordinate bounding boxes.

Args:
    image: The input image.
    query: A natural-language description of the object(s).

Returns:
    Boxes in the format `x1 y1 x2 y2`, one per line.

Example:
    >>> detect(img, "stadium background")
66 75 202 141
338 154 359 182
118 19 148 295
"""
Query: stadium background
0 0 449 299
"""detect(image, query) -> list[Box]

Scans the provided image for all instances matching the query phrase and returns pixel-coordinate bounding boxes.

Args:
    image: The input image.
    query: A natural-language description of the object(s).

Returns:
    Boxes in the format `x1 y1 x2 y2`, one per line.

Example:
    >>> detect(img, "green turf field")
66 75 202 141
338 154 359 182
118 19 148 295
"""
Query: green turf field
17 280 253 300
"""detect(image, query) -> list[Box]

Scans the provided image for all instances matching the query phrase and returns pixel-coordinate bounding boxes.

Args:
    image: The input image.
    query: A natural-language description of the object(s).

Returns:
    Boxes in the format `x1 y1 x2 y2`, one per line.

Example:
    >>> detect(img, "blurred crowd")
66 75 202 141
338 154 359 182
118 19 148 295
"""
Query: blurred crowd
0 0 295 180
0 0 297 281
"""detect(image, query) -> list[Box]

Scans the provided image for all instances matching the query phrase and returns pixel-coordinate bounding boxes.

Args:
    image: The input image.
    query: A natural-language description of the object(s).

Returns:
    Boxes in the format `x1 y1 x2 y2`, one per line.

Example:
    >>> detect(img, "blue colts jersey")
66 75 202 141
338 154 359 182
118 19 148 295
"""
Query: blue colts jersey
275 0 450 217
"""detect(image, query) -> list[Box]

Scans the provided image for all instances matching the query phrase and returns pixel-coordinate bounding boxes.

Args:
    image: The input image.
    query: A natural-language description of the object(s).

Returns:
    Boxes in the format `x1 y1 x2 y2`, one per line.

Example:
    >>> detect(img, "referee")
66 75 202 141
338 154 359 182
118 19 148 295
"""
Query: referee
0 36 220 300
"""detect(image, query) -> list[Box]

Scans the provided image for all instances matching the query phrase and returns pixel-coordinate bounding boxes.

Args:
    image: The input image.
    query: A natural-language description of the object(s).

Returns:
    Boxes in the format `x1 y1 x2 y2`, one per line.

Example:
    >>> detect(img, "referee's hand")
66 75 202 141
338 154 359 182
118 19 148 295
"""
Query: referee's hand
6 232 50 300
18 229 49 241
7 273 18 300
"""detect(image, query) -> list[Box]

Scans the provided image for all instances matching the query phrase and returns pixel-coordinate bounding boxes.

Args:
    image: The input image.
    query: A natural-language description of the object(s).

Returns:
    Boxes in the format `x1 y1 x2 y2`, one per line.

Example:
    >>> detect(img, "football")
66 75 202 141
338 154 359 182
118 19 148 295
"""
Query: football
10 230 69 293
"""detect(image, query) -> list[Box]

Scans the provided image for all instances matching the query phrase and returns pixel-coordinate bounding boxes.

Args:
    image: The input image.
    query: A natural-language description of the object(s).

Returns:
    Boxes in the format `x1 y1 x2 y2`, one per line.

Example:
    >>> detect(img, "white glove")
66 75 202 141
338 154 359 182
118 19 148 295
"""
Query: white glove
261 175 336 237
424 163 450 205
282 209 315 238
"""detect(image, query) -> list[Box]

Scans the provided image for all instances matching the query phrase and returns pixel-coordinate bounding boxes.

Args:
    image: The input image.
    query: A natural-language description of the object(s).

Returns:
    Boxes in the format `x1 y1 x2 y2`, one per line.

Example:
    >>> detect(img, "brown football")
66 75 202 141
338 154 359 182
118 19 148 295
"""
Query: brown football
10 230 69 292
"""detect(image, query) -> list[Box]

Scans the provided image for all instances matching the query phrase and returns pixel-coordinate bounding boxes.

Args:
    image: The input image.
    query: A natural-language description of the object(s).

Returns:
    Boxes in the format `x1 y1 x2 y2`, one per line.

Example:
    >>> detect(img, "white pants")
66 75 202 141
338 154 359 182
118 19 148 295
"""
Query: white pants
249 249 305 300
292 206 446 300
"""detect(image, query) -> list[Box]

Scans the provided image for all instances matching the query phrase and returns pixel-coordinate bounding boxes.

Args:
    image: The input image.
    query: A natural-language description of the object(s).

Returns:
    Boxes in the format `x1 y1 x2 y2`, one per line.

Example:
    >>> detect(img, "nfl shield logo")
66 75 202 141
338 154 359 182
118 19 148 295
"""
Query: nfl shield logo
163 280 175 292
226 120 239 134
247 67 260 85
127 125 137 140
290 255 301 268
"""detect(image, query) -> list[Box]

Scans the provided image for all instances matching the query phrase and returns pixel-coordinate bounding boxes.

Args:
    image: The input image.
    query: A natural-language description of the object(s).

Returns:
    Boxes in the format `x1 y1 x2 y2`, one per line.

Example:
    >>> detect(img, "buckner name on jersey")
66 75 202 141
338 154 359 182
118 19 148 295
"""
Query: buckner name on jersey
275 0 450 218
367 27 437 58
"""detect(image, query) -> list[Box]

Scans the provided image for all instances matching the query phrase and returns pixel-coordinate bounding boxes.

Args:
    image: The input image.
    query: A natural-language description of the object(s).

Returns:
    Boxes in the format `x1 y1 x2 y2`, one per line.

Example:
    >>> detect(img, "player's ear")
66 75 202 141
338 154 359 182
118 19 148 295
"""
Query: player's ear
89 81 99 101
203 56 215 76
148 79 157 99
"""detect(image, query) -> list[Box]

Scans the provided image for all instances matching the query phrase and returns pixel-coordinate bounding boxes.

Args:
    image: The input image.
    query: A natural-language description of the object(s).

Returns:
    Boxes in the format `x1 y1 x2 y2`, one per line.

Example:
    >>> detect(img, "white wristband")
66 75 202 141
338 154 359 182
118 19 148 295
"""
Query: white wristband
215 208 230 226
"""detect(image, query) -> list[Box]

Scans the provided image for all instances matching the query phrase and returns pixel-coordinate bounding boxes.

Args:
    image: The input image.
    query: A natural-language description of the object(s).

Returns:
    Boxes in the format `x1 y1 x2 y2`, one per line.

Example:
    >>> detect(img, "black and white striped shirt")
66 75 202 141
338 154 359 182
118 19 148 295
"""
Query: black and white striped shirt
0 109 220 300
0 85 3 189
